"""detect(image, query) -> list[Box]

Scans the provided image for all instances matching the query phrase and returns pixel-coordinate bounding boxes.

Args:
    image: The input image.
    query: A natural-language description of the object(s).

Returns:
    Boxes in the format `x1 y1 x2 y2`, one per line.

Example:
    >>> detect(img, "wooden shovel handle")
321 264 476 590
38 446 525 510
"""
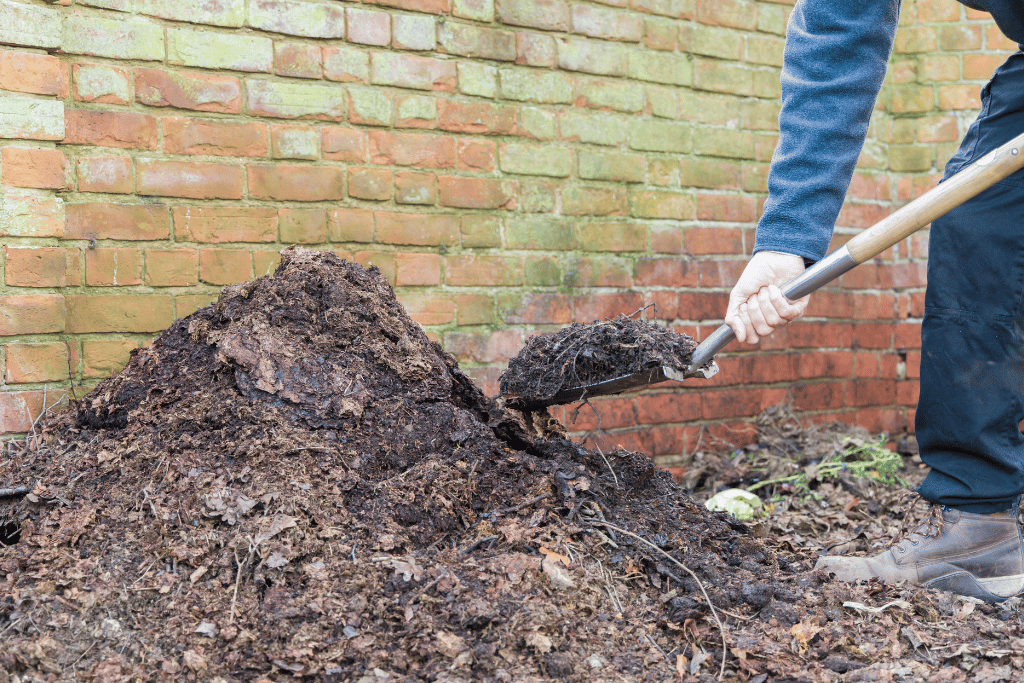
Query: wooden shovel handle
846 130 1024 264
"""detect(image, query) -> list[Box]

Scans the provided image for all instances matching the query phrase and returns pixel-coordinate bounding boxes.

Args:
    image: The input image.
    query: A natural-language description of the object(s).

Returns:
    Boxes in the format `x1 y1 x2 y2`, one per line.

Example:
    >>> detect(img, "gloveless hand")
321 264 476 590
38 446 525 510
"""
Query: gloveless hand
724 251 809 344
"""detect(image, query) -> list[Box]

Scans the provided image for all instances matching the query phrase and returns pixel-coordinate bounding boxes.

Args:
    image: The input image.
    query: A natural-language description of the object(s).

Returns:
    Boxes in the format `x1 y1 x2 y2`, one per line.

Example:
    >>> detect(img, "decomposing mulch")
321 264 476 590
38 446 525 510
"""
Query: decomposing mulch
1 247 1022 683
498 314 697 407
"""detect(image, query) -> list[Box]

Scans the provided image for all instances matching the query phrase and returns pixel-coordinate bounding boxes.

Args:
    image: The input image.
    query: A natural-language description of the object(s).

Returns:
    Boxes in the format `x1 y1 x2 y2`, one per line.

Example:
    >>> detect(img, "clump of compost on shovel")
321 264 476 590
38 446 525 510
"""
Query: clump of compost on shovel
0 248 804 682
499 313 697 407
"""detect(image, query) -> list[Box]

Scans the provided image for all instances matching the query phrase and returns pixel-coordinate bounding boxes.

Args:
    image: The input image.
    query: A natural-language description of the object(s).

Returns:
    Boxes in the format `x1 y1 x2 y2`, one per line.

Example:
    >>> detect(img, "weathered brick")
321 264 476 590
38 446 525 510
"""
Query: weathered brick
173 206 276 243
692 57 752 94
3 247 76 287
271 125 319 160
644 17 677 50
744 33 784 67
135 68 241 113
696 0 756 30
274 42 322 79
559 185 626 216
578 150 645 183
248 164 344 201
85 248 142 286
393 14 436 51
689 25 741 59
396 94 438 128
328 207 374 242
246 79 347 119
627 50 691 86
504 216 575 250
66 294 172 333
62 15 164 61
278 207 327 244
460 215 500 247
398 291 455 325
144 248 198 286
0 190 64 238
937 84 980 110
347 7 390 46
375 211 458 246
629 189 694 219
322 127 366 162
248 0 345 38
64 110 157 149
572 4 642 41
577 221 648 252
438 176 516 209
696 193 756 222
498 67 573 103
455 293 497 325
73 63 130 104
2 147 68 190
5 342 69 383
77 155 133 194
394 171 436 205
454 0 494 21
198 249 253 285
0 294 64 336
438 100 516 135
440 23 516 61
0 95 64 141
163 117 268 157
353 250 396 283
519 180 555 212
368 130 456 168
0 50 67 97
575 77 645 112
136 0 242 25
168 28 273 72
445 254 523 286
137 159 244 199
348 87 392 127
888 145 933 172
498 291 571 324
395 252 441 286
516 32 556 67
496 0 570 31
347 166 392 201
557 37 628 76
559 112 627 146
82 339 136 379
499 142 572 177
371 52 456 92
628 119 691 153
65 203 169 240
458 62 498 98
322 45 369 83
0 0 59 49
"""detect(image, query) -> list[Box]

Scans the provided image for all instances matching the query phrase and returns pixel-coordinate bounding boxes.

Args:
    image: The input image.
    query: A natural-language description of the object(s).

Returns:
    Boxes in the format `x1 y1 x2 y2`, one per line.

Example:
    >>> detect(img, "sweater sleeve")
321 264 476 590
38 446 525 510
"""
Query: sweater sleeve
753 0 901 262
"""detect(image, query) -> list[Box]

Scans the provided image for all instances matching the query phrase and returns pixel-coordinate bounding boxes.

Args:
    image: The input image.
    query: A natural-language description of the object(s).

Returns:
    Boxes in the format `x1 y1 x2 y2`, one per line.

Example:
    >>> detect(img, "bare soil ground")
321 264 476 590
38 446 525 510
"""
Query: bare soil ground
0 248 1021 683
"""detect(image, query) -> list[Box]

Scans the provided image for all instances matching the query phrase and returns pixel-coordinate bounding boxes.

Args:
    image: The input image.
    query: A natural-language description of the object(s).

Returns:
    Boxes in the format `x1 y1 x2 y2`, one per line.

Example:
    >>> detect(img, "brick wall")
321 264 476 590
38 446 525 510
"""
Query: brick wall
0 0 1014 464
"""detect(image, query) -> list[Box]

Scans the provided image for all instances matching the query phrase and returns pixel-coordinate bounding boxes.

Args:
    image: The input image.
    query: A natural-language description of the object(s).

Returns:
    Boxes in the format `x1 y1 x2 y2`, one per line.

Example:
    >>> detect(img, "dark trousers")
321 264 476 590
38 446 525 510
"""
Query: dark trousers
916 51 1024 513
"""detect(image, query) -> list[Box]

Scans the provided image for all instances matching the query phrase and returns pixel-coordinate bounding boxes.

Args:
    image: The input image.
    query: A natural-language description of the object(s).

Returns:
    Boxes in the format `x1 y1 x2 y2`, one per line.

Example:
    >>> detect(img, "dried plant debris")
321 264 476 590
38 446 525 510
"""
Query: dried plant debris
1 250 1021 682
498 313 697 407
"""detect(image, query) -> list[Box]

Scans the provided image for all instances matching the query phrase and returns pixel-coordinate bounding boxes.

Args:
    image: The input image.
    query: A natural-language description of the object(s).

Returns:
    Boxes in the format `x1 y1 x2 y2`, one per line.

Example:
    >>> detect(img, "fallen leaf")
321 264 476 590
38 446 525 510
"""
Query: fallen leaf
195 622 218 638
255 514 298 544
542 558 575 589
265 552 289 568
435 631 467 658
526 632 552 653
539 546 571 567
183 650 207 672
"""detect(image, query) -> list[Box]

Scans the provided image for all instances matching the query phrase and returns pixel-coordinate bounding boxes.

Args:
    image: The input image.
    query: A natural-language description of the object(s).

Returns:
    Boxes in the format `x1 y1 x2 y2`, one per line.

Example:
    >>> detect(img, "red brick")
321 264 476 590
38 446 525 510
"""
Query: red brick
438 176 516 209
375 211 458 246
85 248 143 286
496 0 570 31
636 392 701 424
457 139 497 172
64 110 158 149
82 339 137 379
395 252 441 286
741 353 798 383
517 32 556 67
1 391 52 434
65 295 173 333
560 186 627 216
455 293 496 326
500 292 572 324
65 203 170 241
328 208 375 242
573 291 644 323
566 395 636 431
77 155 133 193
676 291 730 322
274 42 323 79
0 50 68 97
3 247 78 288
792 382 846 411
144 249 198 286
444 329 523 363
568 258 632 287
163 118 268 157
629 190 694 219
696 259 745 288
696 0 756 30
1 147 68 190
438 100 517 134
73 62 130 104
395 171 437 205
135 67 242 113
367 130 456 169
248 164 344 201
398 292 456 325
354 251 397 284
279 208 327 244
198 249 253 285
795 351 854 379
5 342 70 384
137 159 244 199
176 294 219 318
788 322 854 349
0 295 65 336
173 206 277 243
445 255 523 286
370 52 456 92
322 127 366 162
439 23 516 61
347 166 392 201
684 226 743 254
849 379 896 407
576 221 647 251
636 258 696 287
703 387 786 420
696 194 756 222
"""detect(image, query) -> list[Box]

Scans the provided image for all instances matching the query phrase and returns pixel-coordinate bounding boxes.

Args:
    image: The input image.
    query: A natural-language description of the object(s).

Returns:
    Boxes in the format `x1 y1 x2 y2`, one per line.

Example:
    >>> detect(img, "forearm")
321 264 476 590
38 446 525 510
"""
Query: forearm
754 0 901 262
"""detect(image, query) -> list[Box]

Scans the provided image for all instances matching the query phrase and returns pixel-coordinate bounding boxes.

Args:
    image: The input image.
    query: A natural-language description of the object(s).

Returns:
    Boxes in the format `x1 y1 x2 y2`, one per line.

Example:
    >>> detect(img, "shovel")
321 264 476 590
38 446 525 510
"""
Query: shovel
554 130 1024 404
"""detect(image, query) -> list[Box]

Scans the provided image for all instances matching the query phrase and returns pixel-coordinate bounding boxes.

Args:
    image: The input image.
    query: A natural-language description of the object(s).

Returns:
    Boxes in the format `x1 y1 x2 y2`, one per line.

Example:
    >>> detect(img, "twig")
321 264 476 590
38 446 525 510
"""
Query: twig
588 520 728 682
230 542 256 623
0 486 29 498
646 633 669 660
462 535 498 554
595 445 619 489
509 491 551 512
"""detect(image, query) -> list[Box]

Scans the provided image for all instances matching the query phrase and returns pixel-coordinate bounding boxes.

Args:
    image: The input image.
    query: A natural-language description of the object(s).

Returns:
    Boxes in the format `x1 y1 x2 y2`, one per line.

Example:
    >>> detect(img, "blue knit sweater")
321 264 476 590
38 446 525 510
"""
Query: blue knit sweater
754 0 1024 262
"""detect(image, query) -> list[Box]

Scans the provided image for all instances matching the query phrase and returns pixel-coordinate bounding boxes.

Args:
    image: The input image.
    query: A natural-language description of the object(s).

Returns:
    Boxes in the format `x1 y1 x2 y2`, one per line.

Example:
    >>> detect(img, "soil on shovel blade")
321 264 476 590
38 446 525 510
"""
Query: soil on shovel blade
1 247 1017 683
498 315 697 408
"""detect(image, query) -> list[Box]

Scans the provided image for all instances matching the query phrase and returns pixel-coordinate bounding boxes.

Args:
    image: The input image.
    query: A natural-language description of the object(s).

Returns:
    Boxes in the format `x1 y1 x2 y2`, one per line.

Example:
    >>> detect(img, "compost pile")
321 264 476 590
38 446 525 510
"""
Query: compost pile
2 248 1023 683
498 315 697 407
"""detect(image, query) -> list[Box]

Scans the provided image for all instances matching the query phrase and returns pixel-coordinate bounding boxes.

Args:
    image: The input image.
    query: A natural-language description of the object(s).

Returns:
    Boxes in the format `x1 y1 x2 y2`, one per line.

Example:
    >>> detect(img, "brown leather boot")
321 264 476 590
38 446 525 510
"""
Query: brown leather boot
815 506 1024 602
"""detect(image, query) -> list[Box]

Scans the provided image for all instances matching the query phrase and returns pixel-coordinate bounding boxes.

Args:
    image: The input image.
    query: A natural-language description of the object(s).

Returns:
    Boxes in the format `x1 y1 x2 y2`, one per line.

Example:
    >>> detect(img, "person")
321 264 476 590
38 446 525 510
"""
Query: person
724 0 1024 602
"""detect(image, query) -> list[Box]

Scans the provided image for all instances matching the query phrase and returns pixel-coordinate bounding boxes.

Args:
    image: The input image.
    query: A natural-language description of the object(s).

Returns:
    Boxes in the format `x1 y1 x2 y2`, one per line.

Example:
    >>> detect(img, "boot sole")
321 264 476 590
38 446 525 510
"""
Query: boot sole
926 571 1024 603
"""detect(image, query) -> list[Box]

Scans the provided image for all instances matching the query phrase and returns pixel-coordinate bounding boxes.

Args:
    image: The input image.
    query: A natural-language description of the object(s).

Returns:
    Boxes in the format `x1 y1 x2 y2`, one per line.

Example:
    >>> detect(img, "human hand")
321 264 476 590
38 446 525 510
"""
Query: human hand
724 251 808 344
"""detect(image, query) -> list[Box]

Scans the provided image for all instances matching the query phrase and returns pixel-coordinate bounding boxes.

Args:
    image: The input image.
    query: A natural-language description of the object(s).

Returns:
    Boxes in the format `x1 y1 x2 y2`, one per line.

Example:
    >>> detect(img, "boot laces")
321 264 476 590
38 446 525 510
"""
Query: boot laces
890 494 945 552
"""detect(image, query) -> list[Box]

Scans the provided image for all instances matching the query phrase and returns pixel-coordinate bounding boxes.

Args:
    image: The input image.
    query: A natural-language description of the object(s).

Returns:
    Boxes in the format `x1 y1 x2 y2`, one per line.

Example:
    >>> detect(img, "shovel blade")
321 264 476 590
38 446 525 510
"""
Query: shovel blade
550 361 719 404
